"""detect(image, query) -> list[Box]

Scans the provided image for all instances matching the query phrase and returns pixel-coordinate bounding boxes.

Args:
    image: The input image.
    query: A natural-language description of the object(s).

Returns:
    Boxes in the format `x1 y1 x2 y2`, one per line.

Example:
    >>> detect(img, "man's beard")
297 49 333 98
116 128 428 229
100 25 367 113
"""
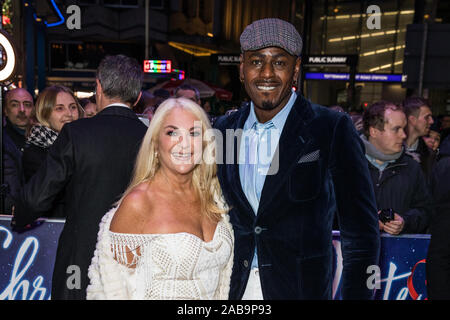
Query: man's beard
258 92 290 111
260 100 276 110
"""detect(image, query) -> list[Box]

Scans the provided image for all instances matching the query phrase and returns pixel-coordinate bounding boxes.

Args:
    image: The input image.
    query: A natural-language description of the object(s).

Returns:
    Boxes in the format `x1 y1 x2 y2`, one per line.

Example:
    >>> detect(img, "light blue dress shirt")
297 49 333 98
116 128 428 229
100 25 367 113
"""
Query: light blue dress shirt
239 90 298 269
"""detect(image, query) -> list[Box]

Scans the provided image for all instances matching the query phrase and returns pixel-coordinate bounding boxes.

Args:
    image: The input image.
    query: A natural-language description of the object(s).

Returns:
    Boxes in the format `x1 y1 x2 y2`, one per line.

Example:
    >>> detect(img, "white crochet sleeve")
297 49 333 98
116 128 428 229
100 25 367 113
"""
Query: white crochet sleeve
86 207 136 300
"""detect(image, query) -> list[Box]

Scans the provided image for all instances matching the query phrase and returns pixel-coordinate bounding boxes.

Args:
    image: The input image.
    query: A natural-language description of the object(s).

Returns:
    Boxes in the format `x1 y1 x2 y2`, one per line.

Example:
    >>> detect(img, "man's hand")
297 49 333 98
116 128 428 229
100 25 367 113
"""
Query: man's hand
10 205 33 230
382 213 404 235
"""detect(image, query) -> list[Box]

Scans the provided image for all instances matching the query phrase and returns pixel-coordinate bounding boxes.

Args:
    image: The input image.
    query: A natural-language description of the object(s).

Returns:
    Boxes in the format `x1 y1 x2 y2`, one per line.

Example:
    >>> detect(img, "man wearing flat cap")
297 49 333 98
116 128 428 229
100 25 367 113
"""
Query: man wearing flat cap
214 18 380 300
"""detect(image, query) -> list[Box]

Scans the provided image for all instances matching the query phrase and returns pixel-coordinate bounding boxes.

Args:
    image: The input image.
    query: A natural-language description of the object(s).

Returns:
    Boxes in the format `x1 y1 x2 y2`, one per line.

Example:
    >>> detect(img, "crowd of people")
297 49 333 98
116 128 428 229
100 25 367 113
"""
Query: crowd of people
1 17 449 300
347 98 450 299
332 98 450 237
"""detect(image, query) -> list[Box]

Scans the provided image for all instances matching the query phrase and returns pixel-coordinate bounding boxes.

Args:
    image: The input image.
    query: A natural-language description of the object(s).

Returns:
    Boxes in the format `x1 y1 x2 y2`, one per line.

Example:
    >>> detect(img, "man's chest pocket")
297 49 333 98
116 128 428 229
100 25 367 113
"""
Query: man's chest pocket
288 150 324 202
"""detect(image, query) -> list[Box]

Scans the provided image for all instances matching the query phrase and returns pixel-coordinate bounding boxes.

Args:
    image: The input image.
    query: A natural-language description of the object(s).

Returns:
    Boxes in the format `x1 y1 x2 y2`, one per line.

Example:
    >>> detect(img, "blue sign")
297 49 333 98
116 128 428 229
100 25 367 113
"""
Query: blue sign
0 216 430 300
305 72 404 82
332 232 430 300
0 216 64 300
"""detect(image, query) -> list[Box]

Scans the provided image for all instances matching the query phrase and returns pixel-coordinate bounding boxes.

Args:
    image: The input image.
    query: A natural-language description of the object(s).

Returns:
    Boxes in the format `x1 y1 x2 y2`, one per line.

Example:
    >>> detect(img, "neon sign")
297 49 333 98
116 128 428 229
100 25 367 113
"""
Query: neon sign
143 60 172 73
24 0 65 28
172 69 185 80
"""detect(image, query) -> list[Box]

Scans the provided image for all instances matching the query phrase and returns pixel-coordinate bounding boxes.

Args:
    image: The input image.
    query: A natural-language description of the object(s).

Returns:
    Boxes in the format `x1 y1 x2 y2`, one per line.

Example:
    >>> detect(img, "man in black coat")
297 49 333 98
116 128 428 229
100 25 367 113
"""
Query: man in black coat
361 101 432 235
12 55 148 300
2 132 24 213
427 135 450 299
402 97 436 183
2 88 34 213
3 88 34 152
214 18 380 300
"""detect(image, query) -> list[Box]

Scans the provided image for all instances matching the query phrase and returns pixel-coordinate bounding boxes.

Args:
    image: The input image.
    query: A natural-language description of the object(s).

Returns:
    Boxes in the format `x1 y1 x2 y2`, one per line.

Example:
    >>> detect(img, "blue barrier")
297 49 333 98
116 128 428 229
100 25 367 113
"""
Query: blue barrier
0 215 64 300
0 216 429 300
332 231 429 300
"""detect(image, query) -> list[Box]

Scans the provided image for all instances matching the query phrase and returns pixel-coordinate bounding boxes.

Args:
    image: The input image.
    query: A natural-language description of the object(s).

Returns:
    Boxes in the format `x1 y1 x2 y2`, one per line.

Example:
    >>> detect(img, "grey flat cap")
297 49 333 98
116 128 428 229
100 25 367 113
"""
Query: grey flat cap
240 18 303 56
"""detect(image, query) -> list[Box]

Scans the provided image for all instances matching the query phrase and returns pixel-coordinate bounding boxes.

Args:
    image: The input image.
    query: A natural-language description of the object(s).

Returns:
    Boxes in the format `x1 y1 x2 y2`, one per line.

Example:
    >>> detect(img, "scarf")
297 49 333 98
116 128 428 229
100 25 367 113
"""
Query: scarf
360 134 403 162
26 124 58 149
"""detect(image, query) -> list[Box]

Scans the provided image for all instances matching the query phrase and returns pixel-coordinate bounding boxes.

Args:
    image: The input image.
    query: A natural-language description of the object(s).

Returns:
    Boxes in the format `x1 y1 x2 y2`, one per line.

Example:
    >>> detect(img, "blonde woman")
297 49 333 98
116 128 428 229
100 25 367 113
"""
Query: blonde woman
23 86 83 181
21 85 83 218
87 98 233 300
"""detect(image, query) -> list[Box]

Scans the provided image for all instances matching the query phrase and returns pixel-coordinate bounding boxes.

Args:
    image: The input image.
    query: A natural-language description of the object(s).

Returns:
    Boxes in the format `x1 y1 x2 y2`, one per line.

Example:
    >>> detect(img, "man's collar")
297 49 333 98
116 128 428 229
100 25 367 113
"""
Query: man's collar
405 139 419 152
104 103 130 109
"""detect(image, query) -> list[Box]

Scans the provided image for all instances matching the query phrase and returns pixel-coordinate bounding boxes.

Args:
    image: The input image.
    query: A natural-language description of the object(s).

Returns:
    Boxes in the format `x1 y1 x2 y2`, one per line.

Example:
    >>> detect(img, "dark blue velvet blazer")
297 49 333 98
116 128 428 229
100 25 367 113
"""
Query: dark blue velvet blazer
214 95 380 300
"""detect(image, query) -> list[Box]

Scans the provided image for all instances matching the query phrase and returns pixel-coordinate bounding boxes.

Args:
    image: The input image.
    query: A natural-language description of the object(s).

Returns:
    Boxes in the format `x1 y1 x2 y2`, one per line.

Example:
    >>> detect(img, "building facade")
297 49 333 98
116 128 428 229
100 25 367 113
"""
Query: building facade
5 0 450 115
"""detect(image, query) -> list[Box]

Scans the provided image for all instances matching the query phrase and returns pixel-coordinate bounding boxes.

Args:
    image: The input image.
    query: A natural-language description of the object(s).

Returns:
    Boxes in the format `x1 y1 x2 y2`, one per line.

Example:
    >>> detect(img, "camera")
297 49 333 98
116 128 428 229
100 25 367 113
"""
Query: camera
379 208 395 224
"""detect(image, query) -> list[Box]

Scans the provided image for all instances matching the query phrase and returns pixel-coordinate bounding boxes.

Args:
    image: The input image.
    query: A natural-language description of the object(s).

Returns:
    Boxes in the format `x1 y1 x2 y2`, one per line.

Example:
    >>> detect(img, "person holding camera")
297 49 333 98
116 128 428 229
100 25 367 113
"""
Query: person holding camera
361 101 433 234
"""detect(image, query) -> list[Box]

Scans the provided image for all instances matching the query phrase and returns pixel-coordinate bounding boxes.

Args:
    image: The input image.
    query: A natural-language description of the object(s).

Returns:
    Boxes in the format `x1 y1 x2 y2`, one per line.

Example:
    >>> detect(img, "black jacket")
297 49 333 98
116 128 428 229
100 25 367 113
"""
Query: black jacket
13 106 147 299
214 95 380 300
22 143 47 182
2 131 24 213
22 143 66 218
409 138 436 185
4 117 26 152
426 135 450 299
2 118 26 213
367 152 433 234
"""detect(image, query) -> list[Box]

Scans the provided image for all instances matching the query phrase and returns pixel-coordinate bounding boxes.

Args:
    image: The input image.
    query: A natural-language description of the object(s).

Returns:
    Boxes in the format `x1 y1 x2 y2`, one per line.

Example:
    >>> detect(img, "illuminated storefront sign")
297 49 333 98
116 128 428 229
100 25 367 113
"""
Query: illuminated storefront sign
305 72 404 82
143 60 172 73
212 54 241 66
304 55 358 67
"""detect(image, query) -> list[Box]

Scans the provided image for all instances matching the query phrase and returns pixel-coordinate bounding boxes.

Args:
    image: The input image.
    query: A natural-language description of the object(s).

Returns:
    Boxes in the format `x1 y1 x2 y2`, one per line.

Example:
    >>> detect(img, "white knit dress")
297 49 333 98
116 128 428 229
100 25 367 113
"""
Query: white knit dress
86 206 234 300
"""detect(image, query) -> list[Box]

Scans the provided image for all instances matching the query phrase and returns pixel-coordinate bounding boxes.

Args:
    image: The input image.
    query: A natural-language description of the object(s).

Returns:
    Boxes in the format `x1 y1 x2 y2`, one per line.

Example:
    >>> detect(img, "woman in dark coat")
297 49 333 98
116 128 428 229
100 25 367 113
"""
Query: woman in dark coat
427 135 450 299
22 85 84 218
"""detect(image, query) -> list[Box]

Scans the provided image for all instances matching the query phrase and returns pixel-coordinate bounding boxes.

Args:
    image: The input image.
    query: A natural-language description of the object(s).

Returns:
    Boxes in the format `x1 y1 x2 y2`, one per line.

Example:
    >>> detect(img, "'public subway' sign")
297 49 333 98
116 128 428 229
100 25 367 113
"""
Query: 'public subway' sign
212 54 241 66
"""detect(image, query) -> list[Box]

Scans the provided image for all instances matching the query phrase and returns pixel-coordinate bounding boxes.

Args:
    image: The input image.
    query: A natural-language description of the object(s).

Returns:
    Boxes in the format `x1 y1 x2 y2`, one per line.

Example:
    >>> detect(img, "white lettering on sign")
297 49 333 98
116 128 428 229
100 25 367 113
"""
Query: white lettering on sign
332 239 425 300
0 227 48 300
308 57 347 64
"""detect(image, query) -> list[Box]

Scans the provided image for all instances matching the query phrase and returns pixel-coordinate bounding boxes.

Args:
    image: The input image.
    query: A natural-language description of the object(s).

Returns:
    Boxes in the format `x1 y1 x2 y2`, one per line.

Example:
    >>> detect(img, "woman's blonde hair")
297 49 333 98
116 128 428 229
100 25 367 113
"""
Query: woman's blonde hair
34 85 84 128
119 97 227 222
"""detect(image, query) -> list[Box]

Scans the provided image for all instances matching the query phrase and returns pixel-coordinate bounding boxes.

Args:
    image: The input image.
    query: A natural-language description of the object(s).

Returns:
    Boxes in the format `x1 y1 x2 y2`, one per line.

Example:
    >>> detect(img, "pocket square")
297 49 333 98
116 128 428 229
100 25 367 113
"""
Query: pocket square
298 150 320 163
